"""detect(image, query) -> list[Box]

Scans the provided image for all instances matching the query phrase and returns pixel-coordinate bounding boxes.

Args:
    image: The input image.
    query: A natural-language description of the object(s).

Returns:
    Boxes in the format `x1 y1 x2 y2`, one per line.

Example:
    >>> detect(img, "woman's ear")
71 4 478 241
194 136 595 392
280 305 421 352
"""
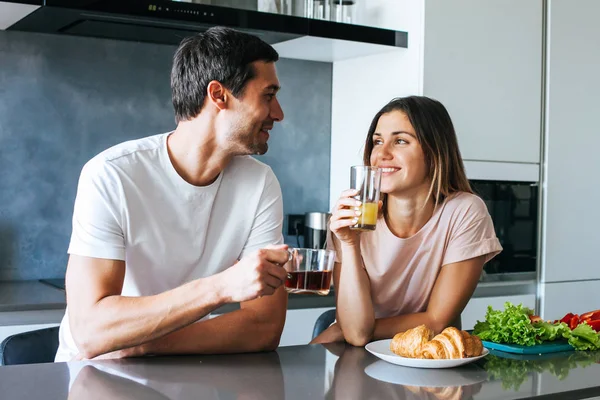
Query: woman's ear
206 80 228 111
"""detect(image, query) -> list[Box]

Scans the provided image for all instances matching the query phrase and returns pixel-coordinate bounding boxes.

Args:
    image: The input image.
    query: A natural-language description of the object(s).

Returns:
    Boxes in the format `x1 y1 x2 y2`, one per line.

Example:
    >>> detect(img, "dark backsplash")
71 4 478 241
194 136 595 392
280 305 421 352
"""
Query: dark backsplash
0 30 332 281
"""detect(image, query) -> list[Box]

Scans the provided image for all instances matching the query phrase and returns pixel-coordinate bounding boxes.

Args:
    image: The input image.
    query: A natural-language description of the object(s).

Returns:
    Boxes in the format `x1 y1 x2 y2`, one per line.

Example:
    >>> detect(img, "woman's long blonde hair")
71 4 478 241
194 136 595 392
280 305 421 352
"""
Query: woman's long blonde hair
363 96 472 212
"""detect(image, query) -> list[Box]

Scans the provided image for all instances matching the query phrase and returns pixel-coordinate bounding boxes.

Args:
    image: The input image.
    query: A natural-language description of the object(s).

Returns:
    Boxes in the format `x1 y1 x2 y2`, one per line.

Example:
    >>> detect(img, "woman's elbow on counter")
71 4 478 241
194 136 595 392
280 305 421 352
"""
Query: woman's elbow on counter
345 335 371 347
343 327 373 347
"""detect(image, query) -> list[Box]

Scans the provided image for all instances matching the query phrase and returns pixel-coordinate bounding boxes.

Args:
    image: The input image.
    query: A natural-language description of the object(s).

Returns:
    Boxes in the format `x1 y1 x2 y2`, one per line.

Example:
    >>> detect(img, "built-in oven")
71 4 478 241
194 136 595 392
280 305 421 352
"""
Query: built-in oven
470 180 539 275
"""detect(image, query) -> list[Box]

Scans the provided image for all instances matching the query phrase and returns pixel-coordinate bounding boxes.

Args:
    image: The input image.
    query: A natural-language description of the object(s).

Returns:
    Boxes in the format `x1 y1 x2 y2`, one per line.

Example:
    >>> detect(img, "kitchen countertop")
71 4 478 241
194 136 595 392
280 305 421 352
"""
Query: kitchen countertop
1 343 600 399
0 281 66 312
0 272 535 314
0 279 334 315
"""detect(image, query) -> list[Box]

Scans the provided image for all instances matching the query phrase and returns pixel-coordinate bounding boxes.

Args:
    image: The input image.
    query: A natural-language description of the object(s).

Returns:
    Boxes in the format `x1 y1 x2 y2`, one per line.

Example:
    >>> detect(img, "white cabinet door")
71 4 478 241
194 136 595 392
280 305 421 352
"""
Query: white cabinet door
423 0 542 163
0 310 64 345
541 0 600 283
461 294 537 331
539 281 600 320
279 307 334 347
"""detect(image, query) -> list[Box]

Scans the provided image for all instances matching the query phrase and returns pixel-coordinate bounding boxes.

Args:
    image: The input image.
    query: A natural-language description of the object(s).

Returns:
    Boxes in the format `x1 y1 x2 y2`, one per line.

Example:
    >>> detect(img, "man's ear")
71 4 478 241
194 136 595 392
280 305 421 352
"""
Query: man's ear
206 80 229 111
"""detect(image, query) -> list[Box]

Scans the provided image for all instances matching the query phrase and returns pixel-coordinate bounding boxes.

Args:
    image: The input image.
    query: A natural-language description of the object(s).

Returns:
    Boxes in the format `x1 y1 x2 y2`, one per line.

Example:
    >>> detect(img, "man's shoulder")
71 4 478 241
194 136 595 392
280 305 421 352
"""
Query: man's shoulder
83 133 166 175
88 133 165 165
96 133 165 163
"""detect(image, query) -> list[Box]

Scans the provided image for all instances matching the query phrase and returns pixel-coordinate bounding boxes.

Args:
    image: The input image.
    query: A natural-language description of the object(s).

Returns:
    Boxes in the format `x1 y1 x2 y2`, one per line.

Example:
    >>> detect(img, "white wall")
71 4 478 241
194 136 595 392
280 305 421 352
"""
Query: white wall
329 0 424 209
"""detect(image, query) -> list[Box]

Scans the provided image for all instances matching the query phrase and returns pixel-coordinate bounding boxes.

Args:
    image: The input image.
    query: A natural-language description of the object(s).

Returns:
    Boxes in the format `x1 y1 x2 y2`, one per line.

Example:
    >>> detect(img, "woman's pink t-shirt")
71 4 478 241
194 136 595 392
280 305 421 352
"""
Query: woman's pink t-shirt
327 192 502 319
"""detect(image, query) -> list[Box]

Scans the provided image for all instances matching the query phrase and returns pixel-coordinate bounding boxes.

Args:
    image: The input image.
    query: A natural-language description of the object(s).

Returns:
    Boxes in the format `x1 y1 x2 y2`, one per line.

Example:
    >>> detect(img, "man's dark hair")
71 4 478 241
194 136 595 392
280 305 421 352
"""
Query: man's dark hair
171 26 279 122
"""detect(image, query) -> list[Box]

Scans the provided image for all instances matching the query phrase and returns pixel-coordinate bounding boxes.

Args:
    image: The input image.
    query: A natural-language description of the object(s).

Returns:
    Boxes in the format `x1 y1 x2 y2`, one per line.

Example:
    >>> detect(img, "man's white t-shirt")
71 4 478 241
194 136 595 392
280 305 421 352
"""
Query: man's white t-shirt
55 132 284 362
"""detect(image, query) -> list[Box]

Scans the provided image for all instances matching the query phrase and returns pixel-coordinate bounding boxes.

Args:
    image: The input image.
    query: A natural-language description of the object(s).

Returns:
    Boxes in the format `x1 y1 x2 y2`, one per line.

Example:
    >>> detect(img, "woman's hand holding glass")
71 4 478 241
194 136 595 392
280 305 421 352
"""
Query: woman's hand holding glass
330 189 363 246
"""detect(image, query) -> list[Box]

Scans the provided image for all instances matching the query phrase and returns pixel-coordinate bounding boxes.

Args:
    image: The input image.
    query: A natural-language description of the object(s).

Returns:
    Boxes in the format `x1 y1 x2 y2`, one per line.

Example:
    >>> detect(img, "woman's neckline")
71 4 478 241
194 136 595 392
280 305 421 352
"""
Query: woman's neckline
380 193 458 240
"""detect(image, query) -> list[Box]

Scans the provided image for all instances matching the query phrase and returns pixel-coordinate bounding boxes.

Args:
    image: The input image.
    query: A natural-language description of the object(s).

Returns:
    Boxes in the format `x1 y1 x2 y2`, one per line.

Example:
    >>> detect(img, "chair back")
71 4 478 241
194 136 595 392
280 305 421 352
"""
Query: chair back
312 309 336 340
0 326 60 366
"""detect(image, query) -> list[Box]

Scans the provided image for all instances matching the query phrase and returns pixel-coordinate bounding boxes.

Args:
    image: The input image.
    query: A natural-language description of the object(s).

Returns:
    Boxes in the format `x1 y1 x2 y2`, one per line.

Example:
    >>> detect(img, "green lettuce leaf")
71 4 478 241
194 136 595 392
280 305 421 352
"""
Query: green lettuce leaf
567 323 600 351
534 321 570 341
473 302 541 346
473 302 600 351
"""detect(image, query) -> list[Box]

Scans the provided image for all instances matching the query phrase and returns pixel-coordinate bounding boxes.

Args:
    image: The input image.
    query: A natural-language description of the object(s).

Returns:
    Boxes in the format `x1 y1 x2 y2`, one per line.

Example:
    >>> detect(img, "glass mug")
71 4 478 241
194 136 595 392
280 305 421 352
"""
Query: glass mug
350 165 382 231
283 248 335 295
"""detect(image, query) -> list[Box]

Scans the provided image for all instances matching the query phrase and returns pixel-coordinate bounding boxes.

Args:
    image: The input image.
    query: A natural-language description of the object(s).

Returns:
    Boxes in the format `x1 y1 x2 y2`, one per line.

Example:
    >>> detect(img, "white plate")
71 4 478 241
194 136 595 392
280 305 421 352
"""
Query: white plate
364 360 488 387
365 339 489 369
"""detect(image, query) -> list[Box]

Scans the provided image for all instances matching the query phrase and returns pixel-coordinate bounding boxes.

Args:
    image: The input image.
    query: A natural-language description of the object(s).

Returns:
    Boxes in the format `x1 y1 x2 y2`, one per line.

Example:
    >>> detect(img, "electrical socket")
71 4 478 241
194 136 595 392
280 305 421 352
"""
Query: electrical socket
287 214 304 235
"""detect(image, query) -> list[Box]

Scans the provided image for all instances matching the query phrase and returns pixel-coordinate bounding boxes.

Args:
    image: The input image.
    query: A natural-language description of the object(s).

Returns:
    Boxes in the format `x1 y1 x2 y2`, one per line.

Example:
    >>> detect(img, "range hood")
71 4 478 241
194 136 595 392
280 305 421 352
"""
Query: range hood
1 0 408 62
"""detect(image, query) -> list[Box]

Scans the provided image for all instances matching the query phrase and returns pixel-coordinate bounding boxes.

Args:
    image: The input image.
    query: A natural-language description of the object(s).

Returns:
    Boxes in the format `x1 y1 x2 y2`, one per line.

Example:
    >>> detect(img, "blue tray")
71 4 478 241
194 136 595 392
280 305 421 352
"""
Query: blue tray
481 340 574 354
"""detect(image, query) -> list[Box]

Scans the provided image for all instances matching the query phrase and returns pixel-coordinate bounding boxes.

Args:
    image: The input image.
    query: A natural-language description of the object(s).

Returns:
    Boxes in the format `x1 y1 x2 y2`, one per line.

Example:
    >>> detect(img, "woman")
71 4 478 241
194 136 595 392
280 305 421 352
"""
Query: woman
312 96 502 346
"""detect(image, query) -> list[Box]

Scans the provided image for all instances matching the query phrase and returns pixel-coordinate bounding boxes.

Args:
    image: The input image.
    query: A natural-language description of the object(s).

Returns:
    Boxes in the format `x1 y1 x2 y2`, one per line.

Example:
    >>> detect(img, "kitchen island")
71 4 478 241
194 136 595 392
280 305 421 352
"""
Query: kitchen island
1 343 599 399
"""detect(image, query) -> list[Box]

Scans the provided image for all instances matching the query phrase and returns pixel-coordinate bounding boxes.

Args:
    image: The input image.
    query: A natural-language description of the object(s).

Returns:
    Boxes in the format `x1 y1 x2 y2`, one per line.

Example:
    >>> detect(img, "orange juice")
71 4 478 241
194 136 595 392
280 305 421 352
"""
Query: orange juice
351 202 378 231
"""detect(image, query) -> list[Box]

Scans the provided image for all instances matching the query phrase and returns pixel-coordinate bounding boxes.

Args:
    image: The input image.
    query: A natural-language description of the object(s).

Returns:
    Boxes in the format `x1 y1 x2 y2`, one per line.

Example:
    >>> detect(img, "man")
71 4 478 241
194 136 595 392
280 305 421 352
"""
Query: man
55 26 289 362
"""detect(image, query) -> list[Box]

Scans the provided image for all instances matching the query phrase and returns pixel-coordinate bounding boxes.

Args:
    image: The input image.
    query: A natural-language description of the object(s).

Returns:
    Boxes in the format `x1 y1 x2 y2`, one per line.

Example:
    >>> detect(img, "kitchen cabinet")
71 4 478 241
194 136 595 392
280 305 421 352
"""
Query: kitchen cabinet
423 0 543 164
541 0 600 283
539 281 600 322
463 160 539 182
0 309 63 346
279 307 334 347
2 1 407 63
328 0 546 208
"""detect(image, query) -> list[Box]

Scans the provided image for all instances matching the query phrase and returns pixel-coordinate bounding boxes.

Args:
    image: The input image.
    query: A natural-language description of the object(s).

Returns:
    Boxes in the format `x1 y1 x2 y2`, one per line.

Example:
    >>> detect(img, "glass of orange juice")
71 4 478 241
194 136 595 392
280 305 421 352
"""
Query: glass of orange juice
349 166 382 231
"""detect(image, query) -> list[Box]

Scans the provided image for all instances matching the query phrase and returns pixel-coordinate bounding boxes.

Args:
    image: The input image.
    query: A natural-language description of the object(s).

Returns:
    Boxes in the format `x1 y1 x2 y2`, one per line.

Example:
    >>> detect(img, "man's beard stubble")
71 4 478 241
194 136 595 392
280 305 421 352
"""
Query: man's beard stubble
228 128 268 156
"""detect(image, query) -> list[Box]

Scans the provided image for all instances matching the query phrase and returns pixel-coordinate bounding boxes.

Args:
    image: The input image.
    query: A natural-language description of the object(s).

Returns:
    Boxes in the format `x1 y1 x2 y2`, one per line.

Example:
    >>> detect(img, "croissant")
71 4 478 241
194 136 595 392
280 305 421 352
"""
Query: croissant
420 327 483 359
422 386 467 400
405 384 483 400
390 325 483 359
390 324 433 358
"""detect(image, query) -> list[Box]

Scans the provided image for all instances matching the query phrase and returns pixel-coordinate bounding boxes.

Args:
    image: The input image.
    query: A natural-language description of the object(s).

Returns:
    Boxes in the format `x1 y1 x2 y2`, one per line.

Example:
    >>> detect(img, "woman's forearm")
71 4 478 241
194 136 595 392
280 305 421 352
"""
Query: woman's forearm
336 243 375 346
373 313 435 340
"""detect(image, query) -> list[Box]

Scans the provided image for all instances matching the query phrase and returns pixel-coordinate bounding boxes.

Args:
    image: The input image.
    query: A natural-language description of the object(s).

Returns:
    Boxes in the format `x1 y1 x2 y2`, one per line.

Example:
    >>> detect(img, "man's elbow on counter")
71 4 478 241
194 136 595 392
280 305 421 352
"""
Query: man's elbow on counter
260 336 281 352
248 319 284 352
71 320 107 359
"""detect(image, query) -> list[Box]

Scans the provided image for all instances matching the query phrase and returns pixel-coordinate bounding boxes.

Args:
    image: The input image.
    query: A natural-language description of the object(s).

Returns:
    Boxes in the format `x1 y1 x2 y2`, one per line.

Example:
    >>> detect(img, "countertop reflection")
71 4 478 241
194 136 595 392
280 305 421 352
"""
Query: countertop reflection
67 352 285 400
2 343 600 399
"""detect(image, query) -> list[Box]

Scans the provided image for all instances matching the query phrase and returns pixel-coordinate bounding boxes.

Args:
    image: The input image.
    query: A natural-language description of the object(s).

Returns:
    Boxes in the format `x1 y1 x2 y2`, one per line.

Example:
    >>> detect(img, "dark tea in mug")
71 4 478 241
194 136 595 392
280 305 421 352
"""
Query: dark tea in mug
283 248 336 296
285 270 333 295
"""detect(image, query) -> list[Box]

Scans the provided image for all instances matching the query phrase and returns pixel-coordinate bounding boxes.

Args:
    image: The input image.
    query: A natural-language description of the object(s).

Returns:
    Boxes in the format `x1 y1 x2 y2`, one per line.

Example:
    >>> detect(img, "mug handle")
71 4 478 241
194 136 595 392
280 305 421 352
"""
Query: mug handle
283 248 294 279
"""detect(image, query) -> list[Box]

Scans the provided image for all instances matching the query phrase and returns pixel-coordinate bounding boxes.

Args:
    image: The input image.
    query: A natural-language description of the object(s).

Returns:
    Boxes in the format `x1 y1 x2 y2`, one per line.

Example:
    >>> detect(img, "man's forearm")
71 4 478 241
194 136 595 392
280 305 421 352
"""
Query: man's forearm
139 307 285 355
73 274 227 358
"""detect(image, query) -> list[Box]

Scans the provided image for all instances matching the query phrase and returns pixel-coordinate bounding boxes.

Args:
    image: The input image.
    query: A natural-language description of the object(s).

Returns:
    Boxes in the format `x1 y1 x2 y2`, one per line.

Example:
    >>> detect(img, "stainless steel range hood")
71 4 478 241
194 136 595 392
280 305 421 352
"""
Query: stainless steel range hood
0 0 408 62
